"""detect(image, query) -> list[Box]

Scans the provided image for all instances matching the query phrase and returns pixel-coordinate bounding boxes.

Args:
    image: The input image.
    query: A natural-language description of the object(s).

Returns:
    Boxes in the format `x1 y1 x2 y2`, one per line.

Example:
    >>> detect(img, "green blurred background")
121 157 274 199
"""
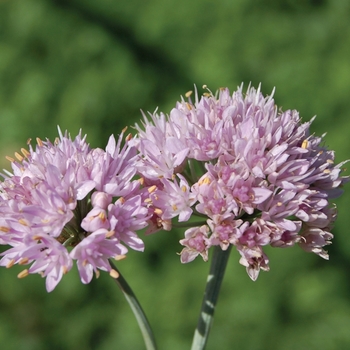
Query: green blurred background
1 0 350 349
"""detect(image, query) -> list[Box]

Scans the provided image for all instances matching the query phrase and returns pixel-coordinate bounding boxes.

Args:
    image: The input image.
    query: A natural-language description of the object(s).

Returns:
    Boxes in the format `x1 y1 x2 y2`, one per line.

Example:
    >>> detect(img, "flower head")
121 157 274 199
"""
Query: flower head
135 84 349 280
0 128 150 291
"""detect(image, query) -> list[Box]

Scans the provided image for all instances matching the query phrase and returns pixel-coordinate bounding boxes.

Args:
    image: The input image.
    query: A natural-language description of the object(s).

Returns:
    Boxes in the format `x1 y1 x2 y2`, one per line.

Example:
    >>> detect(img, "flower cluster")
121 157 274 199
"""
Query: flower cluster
0 128 150 291
134 85 348 280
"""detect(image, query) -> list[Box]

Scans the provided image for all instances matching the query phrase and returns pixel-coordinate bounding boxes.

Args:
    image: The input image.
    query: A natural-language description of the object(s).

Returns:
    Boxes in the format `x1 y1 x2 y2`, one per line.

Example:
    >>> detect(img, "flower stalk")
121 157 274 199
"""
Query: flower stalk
191 245 232 350
109 260 157 350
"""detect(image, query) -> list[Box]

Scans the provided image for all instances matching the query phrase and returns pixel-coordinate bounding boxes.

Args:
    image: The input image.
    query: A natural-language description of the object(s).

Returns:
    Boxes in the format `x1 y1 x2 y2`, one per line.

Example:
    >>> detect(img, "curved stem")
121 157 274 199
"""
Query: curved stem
191 245 232 350
109 260 157 350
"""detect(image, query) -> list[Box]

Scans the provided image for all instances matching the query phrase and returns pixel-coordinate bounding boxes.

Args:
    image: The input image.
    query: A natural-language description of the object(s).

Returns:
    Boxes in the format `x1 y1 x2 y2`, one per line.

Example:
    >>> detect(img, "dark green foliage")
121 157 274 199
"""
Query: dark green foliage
0 0 349 349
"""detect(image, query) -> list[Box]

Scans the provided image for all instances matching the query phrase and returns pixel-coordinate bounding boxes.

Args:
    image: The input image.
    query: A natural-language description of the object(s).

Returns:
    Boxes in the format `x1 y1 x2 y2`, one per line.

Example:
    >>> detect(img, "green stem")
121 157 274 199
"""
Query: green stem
191 245 232 350
109 260 157 350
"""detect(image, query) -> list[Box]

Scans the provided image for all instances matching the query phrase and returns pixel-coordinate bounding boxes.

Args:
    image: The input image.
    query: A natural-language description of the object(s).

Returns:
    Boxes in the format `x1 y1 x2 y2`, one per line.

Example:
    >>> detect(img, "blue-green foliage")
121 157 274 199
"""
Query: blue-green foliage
0 0 349 349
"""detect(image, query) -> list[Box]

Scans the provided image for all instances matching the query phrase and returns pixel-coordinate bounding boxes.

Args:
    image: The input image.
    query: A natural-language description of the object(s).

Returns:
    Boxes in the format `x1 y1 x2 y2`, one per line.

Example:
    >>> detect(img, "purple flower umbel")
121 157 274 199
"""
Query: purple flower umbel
135 85 349 280
0 128 149 291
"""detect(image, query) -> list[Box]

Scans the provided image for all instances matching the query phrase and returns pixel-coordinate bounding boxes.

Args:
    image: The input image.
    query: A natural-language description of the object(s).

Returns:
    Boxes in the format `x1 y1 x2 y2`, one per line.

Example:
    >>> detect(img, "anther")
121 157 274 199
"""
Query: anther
18 257 29 265
105 230 115 238
36 137 43 147
17 269 29 279
154 208 163 216
6 259 15 268
110 269 119 279
15 152 24 161
21 148 30 158
148 185 157 193
185 90 193 98
115 255 126 261
5 156 15 162
301 140 308 149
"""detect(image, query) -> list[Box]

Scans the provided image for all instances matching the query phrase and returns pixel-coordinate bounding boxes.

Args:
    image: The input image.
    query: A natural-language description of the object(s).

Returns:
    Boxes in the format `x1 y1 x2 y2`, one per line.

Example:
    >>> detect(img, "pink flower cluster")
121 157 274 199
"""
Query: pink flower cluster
0 84 348 290
0 128 150 291
134 85 348 280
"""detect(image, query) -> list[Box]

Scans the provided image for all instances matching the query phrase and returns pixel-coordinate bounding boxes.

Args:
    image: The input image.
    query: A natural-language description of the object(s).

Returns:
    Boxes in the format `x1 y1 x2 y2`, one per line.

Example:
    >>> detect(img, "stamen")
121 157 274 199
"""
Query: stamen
114 255 126 261
122 126 128 133
17 269 29 279
185 90 193 98
301 140 308 149
105 230 115 238
199 177 211 185
95 270 100 279
5 156 15 162
6 259 15 268
99 211 106 222
18 257 29 265
148 185 157 193
18 218 28 226
15 152 24 161
0 226 10 233
154 208 163 216
21 148 30 158
181 185 187 193
185 102 192 110
36 137 43 147
109 269 119 279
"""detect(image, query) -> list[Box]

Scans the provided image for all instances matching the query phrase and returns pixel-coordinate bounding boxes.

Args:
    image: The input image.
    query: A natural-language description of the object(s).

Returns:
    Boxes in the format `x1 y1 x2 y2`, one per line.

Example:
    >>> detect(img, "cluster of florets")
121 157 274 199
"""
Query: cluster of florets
134 85 348 280
0 128 150 291
0 85 348 290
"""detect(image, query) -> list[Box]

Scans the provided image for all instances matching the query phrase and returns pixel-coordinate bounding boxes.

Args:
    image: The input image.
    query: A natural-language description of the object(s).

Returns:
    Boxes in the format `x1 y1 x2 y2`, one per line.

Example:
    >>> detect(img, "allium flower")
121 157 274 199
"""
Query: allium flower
135 84 349 280
0 128 150 291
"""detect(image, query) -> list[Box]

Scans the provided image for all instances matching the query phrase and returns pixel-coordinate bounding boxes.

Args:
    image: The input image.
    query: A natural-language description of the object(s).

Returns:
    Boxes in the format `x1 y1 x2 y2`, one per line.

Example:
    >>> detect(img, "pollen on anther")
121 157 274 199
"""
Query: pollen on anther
19 257 29 265
110 269 119 279
17 269 29 279
148 185 157 193
125 133 133 142
181 185 187 193
185 90 193 98
5 156 15 162
18 218 28 226
36 137 43 147
105 230 115 238
15 152 24 162
21 148 30 158
6 259 15 268
301 140 308 149
154 208 163 216
0 226 10 233
186 102 192 110
115 254 127 261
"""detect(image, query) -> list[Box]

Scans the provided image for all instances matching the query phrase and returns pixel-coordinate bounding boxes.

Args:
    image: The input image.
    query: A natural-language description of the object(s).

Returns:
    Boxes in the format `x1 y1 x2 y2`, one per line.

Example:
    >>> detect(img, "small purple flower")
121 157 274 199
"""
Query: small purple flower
0 128 150 291
135 85 349 280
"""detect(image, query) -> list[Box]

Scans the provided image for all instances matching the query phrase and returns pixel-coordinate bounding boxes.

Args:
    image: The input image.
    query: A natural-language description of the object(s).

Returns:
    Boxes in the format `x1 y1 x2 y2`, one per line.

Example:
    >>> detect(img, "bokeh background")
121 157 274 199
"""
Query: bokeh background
1 0 350 349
